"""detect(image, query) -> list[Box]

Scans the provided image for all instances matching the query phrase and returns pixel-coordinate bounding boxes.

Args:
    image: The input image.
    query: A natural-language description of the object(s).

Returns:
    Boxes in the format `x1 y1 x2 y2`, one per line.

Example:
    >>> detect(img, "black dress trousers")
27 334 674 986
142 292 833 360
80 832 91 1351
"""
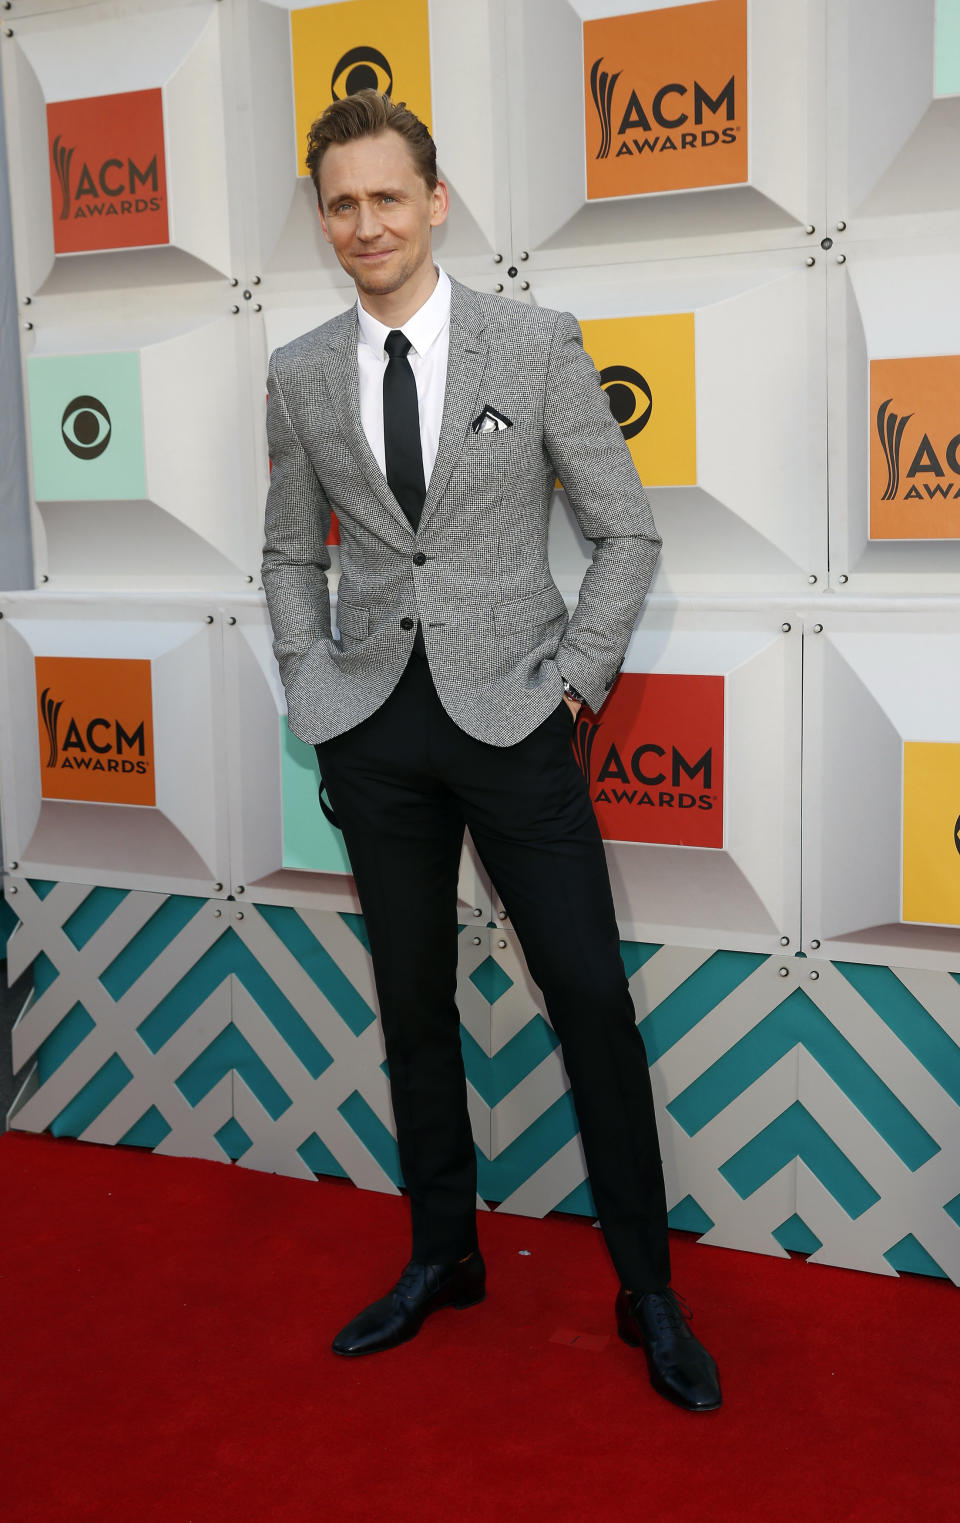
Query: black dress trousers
315 653 672 1294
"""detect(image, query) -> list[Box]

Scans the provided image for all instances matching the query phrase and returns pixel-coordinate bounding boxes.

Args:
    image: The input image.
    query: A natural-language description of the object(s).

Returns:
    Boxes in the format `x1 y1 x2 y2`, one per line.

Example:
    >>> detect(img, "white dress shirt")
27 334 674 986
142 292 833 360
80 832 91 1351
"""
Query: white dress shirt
355 265 451 489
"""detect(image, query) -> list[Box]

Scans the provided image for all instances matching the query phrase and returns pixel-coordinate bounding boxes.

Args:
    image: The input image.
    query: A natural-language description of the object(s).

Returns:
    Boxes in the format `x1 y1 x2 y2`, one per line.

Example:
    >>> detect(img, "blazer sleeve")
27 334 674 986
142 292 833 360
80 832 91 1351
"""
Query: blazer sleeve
542 311 662 712
261 351 335 691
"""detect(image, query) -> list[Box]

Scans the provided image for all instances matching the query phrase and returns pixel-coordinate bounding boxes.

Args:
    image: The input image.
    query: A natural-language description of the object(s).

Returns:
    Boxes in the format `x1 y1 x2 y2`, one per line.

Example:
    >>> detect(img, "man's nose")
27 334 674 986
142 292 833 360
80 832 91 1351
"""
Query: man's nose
355 202 383 241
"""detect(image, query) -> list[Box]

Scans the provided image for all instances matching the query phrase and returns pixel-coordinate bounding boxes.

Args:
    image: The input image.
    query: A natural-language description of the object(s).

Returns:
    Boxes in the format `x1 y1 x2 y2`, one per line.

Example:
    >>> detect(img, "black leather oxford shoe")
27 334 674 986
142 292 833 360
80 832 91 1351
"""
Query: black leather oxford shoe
616 1286 722 1412
331 1252 486 1357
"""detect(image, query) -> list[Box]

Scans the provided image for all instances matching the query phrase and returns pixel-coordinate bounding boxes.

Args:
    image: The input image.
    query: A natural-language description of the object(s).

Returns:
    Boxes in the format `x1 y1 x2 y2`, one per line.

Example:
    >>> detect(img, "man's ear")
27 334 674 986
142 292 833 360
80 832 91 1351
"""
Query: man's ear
429 177 450 230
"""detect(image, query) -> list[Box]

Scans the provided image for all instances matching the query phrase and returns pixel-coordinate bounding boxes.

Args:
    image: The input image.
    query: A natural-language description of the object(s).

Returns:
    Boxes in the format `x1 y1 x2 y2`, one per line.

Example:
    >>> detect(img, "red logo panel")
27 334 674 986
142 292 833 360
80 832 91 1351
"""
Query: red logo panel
46 89 169 254
574 672 724 848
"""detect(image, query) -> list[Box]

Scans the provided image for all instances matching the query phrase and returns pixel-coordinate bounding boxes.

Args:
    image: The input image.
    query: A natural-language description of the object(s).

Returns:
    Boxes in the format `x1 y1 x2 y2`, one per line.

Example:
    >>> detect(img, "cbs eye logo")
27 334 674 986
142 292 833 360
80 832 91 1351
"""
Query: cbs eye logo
61 395 112 460
331 46 393 101
600 365 652 441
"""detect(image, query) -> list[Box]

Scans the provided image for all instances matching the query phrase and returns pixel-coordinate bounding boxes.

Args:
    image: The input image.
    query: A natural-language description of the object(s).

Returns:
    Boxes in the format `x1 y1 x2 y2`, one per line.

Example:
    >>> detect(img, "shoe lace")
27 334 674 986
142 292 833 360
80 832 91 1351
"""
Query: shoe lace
640 1288 693 1337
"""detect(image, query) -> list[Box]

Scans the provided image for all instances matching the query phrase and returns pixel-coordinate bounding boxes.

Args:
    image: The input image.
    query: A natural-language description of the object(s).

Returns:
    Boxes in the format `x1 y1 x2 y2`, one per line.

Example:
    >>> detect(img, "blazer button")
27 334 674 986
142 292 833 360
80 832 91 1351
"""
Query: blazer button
400 617 415 630
412 552 427 566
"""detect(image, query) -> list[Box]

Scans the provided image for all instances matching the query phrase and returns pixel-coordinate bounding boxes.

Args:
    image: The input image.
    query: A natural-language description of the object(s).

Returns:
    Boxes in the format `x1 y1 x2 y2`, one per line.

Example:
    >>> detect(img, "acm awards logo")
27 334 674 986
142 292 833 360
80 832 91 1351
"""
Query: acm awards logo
46 90 169 254
584 0 747 200
589 57 738 163
572 673 724 849
870 356 960 540
35 657 155 807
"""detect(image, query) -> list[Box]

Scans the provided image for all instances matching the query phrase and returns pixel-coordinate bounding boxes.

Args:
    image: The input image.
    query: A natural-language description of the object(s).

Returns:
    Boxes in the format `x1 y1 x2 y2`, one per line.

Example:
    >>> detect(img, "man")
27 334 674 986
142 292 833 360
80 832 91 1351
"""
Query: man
261 89 721 1413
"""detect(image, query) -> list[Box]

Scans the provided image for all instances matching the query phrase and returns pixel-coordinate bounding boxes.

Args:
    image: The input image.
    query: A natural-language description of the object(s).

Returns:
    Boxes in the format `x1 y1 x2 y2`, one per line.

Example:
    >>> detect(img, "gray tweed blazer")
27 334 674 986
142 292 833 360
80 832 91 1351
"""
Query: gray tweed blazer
261 276 661 747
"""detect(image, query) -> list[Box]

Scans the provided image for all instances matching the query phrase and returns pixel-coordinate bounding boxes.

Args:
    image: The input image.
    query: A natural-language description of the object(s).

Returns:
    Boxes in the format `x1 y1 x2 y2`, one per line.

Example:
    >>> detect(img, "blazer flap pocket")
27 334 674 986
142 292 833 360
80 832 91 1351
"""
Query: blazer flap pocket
493 585 567 635
336 601 369 639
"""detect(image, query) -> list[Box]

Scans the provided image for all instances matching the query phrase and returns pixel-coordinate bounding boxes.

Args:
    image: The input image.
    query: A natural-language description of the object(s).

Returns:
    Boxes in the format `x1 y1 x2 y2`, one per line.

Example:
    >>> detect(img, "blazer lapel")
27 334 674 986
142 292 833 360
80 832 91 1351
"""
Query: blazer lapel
320 309 414 536
417 278 488 535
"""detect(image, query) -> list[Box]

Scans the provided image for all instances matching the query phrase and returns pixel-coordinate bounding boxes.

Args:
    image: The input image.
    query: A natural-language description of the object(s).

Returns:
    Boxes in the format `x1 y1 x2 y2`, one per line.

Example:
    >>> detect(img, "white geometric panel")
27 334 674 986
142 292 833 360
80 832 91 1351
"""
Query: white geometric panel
826 0 960 239
537 250 828 597
506 0 826 267
496 599 803 957
244 0 510 288
802 603 960 969
0 592 230 896
25 314 261 589
2 2 234 295
827 240 960 593
221 597 493 921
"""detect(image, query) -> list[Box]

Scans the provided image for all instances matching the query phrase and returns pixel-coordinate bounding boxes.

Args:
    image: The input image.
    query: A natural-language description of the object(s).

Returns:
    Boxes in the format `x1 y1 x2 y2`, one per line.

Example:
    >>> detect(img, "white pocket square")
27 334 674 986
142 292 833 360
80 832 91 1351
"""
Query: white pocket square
471 406 513 433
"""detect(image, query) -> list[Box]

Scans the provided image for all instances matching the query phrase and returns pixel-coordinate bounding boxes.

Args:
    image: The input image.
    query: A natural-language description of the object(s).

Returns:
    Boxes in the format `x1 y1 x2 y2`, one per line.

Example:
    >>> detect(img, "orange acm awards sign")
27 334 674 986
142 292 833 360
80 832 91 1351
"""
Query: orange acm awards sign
35 657 156 807
584 0 748 200
46 89 169 255
870 355 960 540
573 672 724 848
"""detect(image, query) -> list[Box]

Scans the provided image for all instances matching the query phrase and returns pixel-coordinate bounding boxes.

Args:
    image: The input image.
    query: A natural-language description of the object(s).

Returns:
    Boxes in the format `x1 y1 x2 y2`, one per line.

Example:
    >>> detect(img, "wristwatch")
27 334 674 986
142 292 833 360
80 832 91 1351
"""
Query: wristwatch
562 680 586 707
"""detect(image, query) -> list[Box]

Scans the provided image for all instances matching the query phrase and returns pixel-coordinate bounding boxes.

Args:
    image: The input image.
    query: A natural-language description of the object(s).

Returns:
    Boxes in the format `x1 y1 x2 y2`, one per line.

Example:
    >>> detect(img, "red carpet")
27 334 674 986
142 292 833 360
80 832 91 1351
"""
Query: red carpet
0 1130 955 1523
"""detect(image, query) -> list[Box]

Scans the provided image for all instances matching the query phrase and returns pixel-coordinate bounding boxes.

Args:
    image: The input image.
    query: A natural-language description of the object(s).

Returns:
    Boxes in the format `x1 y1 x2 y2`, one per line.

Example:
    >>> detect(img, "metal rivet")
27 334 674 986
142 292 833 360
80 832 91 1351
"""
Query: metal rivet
780 936 790 946
21 295 31 305
836 254 846 264
807 574 817 584
778 967 789 978
780 622 791 633
805 225 815 235
8 885 17 895
809 970 820 981
497 939 507 949
9 861 17 870
253 304 262 312
813 623 823 633
40 574 48 583
493 253 503 264
205 615 215 624
838 573 848 584
473 907 483 917
243 289 252 300
820 236 833 250
498 910 508 920
231 304 240 314
213 908 222 919
805 256 816 267
494 283 504 293
226 615 236 625
23 320 33 330
520 280 530 291
213 883 223 892
520 250 529 261
246 574 254 583
4 27 13 36
230 277 239 287
506 265 518 278
236 885 245 895
252 275 261 285
472 936 482 946
234 911 244 921
809 939 821 949
835 220 846 232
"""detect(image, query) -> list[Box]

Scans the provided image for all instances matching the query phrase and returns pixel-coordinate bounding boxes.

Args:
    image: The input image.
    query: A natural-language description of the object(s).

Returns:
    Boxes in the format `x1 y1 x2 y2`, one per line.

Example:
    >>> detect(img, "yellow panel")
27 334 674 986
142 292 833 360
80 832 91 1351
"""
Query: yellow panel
902 741 960 925
579 313 696 487
291 0 432 180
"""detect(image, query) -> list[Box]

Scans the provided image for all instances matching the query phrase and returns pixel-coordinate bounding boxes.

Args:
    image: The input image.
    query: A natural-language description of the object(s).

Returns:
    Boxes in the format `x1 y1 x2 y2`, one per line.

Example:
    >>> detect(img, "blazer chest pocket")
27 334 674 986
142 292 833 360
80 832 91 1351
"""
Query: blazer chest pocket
336 601 370 642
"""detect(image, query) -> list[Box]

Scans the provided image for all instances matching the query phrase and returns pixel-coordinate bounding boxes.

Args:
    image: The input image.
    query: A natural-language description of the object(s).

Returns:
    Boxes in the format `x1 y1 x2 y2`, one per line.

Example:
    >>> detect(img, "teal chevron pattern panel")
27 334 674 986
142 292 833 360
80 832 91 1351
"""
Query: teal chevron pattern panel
5 878 960 1285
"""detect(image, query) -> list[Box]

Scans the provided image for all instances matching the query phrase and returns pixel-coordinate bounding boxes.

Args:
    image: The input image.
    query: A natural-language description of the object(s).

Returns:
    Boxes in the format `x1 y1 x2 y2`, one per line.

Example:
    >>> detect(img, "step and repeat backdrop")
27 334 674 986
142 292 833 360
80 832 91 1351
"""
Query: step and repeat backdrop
1 0 959 1286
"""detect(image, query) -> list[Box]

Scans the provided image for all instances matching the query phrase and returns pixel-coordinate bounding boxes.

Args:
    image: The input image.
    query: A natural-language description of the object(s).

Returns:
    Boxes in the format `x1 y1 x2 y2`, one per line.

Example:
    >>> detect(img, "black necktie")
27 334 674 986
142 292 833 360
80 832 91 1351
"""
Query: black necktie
383 329 426 531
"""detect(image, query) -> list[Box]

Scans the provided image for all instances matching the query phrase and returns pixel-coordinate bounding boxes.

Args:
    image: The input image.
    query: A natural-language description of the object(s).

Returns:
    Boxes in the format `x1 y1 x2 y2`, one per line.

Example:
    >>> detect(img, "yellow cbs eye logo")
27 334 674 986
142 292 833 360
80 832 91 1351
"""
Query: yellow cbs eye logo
599 365 653 441
331 46 394 101
61 394 112 460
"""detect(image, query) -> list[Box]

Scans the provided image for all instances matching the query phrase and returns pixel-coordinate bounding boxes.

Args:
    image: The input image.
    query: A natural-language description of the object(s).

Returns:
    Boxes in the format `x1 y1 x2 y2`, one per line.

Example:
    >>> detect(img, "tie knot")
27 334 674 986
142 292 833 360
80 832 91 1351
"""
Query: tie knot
384 329 412 360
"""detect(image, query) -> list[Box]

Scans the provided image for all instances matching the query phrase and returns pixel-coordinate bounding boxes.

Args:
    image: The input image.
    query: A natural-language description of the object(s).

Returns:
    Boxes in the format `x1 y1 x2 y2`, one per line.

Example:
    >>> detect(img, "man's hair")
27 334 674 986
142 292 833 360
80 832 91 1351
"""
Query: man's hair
305 90 438 206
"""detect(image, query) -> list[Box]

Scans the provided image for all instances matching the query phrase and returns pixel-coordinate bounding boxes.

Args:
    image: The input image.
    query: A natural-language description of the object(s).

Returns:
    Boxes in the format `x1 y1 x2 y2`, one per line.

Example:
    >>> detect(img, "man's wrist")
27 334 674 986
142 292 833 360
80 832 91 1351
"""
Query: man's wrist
562 679 586 708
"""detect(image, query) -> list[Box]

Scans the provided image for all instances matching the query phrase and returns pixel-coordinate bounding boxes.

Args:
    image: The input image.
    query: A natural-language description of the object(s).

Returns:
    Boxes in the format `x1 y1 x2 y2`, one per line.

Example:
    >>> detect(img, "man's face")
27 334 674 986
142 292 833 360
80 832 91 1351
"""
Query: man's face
318 130 448 299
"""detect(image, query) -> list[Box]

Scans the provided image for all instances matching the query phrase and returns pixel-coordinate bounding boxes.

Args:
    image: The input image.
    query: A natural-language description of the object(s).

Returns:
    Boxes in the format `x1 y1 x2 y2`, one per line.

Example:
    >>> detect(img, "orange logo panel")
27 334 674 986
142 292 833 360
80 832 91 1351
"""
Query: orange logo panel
584 0 748 200
573 672 724 847
870 355 960 540
46 89 169 254
36 657 156 806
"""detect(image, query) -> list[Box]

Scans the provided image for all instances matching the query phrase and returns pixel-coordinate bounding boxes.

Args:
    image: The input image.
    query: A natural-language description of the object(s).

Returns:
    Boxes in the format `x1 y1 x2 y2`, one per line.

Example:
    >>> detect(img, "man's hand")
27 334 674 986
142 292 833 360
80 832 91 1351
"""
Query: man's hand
562 694 582 721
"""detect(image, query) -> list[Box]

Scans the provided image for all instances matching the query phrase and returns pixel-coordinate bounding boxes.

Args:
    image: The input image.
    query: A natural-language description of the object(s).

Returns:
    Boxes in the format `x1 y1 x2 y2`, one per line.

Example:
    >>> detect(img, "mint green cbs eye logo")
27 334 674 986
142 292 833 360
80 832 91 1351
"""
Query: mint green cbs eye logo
28 350 146 501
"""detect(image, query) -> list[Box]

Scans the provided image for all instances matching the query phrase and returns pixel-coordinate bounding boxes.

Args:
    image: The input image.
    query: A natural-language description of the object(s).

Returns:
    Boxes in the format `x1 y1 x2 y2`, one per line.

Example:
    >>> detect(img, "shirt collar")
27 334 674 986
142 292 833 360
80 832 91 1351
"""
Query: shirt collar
356 265 451 360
